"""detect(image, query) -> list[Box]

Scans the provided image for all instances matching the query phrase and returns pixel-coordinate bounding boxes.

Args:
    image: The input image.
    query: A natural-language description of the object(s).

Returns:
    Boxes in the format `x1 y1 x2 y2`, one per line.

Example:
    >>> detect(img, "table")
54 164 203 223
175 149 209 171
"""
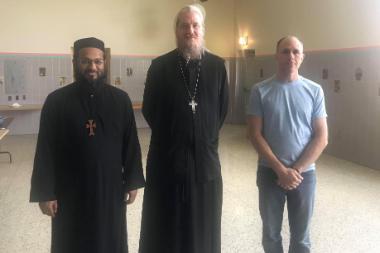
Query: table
0 104 42 111
0 103 142 111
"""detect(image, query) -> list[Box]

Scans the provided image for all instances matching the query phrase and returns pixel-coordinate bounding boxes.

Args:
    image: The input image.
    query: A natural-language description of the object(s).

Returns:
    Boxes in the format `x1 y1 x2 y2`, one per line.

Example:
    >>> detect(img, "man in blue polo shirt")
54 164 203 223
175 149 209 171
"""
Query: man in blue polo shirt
247 36 328 253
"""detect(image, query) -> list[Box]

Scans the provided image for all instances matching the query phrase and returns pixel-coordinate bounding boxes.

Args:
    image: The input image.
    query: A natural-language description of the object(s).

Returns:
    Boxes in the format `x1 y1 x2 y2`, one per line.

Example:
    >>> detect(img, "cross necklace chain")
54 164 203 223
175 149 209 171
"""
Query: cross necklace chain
179 56 201 114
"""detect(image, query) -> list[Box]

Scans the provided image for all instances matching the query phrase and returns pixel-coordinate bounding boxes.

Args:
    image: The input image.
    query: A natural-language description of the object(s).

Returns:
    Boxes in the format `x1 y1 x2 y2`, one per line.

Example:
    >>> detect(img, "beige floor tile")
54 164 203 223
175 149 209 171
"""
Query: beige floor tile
0 125 379 253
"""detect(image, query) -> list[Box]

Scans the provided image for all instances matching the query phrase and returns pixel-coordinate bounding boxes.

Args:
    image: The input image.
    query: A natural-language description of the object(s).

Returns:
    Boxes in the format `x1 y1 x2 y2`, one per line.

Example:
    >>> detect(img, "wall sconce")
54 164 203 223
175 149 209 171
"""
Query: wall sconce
239 36 248 47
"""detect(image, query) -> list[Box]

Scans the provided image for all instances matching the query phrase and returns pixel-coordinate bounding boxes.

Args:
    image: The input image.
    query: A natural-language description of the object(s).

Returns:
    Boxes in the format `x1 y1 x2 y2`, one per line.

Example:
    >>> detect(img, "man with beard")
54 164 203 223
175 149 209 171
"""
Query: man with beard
139 4 229 253
30 37 145 253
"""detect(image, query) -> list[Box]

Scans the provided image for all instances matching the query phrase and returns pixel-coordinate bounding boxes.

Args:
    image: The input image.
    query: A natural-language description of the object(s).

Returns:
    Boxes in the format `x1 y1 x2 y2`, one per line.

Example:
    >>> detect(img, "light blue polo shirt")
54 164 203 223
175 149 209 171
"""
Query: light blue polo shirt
247 75 327 171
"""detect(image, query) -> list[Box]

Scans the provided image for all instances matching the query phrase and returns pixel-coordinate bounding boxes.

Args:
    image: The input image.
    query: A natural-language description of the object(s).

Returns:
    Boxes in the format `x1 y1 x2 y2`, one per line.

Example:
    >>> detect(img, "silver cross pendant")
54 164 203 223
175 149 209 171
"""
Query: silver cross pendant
189 99 198 114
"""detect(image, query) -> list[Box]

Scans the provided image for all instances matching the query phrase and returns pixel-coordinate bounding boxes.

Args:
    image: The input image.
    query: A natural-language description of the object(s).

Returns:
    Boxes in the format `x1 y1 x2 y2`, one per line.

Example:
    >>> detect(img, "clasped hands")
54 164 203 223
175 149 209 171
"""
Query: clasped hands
277 168 303 191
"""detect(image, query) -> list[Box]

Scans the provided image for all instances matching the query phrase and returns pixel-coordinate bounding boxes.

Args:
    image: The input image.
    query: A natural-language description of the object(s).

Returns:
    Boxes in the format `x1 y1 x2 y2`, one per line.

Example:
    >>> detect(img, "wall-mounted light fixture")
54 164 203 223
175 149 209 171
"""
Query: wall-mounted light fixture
239 36 248 47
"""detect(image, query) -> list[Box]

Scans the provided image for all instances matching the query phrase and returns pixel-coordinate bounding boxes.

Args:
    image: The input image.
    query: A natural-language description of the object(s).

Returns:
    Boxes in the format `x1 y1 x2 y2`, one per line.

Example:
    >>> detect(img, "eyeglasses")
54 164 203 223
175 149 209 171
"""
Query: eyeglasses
79 58 105 66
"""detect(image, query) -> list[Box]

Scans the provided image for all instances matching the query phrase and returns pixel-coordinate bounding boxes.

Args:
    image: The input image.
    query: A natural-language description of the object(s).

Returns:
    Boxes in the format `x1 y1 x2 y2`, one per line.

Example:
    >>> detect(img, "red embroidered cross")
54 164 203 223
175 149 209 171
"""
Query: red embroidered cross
86 119 96 136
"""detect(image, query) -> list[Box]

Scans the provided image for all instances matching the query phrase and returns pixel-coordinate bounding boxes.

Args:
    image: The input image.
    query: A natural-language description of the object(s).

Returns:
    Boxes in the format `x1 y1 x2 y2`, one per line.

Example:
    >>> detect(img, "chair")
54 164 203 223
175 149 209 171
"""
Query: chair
0 117 13 163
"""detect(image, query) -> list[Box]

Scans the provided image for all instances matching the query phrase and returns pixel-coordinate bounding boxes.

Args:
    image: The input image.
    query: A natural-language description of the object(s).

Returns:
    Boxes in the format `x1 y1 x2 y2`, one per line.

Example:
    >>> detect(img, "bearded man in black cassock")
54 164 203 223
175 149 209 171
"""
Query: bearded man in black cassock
139 4 229 253
30 37 145 253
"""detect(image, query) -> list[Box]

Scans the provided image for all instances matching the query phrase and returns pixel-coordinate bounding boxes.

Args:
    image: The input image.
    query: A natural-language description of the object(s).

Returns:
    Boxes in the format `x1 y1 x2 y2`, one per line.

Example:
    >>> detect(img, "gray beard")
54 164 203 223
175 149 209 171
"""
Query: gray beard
178 41 205 60
181 48 204 60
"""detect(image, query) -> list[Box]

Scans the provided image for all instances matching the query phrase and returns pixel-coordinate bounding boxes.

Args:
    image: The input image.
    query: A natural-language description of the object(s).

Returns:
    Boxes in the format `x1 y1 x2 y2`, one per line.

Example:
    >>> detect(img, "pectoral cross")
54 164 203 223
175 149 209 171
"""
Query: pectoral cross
86 119 96 136
189 99 198 114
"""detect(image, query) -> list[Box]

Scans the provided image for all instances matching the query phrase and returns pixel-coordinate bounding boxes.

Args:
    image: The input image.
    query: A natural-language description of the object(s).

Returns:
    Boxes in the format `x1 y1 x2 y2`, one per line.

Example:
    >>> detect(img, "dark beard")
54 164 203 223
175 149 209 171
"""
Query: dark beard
75 69 107 88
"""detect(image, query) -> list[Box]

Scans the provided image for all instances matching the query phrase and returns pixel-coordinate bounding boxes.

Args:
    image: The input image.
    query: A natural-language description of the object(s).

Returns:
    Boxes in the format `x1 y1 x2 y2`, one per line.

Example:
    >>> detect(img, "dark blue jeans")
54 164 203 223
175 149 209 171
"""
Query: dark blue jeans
257 166 316 253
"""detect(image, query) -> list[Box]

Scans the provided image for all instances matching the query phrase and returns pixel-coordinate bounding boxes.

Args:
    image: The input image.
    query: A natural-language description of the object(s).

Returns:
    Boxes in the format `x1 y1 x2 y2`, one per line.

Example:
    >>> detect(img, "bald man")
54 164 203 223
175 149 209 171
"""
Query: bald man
247 36 328 253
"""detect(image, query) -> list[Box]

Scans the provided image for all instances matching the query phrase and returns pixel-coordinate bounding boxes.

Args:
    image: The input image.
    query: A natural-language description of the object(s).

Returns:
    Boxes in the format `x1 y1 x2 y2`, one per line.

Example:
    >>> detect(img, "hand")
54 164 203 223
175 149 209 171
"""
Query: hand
277 169 303 190
293 166 303 174
124 190 138 205
39 200 58 218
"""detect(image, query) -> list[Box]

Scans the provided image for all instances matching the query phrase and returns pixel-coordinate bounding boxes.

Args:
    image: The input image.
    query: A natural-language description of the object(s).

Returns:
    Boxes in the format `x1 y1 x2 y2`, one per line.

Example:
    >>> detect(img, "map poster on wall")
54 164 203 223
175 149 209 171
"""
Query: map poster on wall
4 59 27 94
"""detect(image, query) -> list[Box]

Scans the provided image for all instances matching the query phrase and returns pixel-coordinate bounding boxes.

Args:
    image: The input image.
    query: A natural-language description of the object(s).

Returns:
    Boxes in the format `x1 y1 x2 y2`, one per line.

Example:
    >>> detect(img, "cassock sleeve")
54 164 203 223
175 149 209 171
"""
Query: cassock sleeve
122 95 145 192
142 60 162 128
219 61 229 128
30 95 58 202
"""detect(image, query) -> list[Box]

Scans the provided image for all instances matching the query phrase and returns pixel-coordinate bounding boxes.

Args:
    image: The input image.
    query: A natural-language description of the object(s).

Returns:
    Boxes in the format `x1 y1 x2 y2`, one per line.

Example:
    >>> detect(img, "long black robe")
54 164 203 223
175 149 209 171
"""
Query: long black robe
139 50 229 253
30 81 145 253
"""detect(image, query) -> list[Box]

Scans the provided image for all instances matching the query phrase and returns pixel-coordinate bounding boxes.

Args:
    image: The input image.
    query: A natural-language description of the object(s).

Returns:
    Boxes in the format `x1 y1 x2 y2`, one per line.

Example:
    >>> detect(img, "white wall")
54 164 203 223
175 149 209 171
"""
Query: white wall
0 0 235 57
236 0 380 54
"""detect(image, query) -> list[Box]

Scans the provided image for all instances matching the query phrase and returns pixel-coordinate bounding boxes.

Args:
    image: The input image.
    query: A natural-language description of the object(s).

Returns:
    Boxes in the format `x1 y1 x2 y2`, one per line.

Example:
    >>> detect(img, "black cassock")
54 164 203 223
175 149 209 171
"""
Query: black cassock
30 81 145 253
139 50 229 253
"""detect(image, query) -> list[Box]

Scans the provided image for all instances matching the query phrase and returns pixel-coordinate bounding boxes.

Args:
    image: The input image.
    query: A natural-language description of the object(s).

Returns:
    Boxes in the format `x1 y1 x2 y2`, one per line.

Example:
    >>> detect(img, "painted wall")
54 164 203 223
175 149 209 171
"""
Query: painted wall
234 0 380 170
3 0 380 171
0 0 236 135
236 0 380 54
0 0 235 57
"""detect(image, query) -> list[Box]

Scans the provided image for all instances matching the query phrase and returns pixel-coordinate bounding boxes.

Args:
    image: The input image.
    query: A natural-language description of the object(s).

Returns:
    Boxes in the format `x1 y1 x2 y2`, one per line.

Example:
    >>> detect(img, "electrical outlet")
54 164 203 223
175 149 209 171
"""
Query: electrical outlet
114 77 121 85
59 76 66 86
334 80 341 93
355 67 363 81
322 68 328 80
126 67 133 77
39 67 46 76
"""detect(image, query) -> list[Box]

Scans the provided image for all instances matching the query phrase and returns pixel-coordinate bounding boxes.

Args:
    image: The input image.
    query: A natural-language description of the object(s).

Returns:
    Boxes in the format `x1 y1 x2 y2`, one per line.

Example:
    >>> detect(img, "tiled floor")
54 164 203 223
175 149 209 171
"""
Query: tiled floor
0 124 379 252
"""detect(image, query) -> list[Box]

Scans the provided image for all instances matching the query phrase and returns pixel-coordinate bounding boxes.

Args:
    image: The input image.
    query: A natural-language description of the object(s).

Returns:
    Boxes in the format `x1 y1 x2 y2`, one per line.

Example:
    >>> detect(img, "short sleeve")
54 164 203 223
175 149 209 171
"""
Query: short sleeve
312 86 327 118
246 84 263 117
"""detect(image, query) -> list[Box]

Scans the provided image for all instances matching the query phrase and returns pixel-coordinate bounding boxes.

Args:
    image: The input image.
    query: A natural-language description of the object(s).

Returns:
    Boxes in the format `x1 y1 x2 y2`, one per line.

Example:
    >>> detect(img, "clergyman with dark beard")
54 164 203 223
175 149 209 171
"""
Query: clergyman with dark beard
30 37 145 253
138 4 229 253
